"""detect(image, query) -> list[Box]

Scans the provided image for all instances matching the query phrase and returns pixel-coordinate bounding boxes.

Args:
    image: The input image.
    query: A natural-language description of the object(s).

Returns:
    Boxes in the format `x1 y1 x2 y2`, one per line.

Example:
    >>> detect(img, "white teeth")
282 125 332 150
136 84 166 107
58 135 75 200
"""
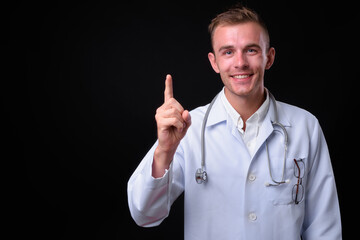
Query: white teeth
233 75 250 79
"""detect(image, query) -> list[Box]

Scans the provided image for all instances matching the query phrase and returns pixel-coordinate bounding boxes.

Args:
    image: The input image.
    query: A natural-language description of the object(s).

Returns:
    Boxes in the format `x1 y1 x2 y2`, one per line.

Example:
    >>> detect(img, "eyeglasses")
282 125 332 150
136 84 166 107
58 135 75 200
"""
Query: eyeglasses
292 159 305 204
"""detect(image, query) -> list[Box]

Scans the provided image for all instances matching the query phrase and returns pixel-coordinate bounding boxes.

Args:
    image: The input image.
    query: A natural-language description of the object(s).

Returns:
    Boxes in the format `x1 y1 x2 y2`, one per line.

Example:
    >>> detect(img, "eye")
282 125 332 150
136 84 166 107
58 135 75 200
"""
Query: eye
225 50 233 55
246 48 259 55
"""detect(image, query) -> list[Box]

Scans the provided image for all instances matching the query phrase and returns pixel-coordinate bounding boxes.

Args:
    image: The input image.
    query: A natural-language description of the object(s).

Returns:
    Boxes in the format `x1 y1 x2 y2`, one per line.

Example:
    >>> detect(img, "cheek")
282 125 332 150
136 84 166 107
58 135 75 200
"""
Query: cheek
216 58 232 72
249 57 266 72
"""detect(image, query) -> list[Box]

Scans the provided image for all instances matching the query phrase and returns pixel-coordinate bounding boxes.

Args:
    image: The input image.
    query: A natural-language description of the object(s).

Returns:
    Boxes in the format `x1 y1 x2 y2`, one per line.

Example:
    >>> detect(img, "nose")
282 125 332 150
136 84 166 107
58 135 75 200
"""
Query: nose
234 52 249 69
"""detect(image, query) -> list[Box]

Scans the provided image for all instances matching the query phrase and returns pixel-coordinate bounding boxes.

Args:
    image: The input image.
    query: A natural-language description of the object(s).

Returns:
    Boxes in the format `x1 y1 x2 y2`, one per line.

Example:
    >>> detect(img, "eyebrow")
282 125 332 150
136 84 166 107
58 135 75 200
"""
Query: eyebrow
218 45 234 53
245 43 262 50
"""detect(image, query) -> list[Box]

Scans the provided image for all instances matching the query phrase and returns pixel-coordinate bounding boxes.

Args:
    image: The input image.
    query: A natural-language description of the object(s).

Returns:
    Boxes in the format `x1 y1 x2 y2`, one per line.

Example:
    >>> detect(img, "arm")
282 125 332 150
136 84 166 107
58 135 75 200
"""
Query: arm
302 120 342 239
127 75 191 227
127 142 184 227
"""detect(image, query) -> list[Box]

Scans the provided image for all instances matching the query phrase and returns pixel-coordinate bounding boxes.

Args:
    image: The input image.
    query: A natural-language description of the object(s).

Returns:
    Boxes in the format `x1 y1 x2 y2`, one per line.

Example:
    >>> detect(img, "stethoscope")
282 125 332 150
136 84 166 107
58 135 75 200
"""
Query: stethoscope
195 91 289 187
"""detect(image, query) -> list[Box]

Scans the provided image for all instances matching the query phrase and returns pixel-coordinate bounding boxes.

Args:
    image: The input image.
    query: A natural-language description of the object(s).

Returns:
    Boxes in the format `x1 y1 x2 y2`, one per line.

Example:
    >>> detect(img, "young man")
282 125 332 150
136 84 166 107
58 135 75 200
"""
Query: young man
128 6 341 239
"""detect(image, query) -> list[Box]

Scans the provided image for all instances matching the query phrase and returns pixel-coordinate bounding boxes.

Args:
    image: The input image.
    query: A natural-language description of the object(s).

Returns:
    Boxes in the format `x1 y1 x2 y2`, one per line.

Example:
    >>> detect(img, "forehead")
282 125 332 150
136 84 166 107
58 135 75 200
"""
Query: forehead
212 22 268 50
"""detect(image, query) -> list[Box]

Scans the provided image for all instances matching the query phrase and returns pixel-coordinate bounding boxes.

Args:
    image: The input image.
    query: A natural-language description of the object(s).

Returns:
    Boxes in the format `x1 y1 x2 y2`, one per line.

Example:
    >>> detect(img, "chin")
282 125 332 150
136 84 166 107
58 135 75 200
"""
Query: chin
231 84 254 96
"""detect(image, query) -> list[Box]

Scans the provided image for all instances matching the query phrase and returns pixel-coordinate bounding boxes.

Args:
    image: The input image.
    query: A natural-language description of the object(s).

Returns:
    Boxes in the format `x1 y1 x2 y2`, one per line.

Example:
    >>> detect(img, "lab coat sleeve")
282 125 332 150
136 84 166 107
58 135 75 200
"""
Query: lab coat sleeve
127 141 185 227
302 120 342 239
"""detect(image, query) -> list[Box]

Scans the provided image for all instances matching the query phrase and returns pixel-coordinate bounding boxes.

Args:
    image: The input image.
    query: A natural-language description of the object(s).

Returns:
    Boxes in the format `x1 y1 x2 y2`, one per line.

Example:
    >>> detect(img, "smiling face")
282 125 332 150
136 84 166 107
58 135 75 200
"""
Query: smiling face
208 22 275 103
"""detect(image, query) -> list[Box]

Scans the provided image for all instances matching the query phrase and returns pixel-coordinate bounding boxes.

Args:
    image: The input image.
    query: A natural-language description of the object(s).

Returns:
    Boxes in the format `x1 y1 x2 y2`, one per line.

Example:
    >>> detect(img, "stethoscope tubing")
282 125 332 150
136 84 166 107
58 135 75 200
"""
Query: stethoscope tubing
196 91 288 185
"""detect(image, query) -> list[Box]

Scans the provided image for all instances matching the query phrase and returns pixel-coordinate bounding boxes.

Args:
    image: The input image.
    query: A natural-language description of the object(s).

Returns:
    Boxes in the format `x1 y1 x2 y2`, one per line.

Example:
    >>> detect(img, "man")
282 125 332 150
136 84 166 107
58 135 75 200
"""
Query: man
128 5 341 239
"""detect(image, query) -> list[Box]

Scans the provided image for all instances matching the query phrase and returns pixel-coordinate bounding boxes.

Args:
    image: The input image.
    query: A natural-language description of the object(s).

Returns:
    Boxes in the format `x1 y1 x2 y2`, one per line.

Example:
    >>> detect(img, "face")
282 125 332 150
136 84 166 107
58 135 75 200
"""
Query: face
208 22 275 101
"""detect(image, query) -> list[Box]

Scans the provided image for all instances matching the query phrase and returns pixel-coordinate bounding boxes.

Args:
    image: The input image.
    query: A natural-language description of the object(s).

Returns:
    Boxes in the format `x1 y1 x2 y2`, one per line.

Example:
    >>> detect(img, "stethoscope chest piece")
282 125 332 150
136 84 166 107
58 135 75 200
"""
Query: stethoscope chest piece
195 168 207 184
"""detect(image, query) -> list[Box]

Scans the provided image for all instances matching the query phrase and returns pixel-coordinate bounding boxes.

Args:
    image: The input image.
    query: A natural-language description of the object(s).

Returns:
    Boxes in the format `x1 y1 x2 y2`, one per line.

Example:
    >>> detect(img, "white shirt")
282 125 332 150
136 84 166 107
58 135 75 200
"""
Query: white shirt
220 88 270 157
128 90 342 240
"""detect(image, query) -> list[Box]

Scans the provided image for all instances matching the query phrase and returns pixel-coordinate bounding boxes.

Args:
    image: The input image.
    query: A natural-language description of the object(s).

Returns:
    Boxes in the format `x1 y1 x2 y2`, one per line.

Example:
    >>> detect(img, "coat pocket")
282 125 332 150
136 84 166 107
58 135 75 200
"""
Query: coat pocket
265 157 307 205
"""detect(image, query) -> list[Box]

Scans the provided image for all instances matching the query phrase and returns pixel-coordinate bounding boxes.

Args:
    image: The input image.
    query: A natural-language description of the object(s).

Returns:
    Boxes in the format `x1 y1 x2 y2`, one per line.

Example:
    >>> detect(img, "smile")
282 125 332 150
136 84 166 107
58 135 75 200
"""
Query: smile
233 75 250 79
231 73 254 80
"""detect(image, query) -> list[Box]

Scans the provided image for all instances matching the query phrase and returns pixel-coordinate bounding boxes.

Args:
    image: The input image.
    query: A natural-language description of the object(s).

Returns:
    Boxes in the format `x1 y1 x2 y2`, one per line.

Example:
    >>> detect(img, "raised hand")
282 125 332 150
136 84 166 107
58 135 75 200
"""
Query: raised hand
152 74 191 177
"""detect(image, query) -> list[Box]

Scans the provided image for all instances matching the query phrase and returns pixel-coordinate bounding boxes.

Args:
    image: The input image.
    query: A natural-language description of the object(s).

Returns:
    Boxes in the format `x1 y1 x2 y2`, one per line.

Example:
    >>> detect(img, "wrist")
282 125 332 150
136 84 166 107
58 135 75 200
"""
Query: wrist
152 146 174 178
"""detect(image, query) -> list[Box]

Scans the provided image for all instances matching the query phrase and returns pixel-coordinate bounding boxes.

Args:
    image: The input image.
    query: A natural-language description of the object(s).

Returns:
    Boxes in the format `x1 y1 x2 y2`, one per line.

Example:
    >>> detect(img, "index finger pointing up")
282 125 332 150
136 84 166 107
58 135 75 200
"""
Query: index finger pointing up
164 74 173 102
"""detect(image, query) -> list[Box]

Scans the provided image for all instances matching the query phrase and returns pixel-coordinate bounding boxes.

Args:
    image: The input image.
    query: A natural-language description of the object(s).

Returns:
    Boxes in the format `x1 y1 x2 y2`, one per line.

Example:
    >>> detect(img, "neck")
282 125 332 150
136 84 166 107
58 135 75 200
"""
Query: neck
224 87 266 123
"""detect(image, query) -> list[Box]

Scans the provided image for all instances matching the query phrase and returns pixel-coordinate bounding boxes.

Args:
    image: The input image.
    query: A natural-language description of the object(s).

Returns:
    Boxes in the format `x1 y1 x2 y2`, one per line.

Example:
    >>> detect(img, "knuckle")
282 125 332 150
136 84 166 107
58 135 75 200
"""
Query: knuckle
155 108 162 117
168 97 176 104
156 104 164 113
169 108 177 115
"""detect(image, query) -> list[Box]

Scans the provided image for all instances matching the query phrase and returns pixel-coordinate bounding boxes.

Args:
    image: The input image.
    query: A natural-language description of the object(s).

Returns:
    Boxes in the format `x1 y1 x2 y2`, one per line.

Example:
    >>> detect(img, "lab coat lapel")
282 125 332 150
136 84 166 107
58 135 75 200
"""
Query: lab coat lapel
253 98 291 158
254 115 273 158
205 93 251 157
206 94 227 127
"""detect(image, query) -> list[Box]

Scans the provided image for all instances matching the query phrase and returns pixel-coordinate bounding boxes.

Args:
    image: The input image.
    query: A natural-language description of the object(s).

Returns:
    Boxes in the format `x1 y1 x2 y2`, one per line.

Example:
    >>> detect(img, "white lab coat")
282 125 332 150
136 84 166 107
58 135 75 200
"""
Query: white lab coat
127 92 342 240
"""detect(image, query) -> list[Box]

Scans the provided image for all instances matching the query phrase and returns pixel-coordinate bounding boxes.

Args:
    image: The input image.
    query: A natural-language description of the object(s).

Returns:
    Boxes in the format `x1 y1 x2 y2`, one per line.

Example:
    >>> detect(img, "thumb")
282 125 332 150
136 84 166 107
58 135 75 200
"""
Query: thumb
182 110 191 129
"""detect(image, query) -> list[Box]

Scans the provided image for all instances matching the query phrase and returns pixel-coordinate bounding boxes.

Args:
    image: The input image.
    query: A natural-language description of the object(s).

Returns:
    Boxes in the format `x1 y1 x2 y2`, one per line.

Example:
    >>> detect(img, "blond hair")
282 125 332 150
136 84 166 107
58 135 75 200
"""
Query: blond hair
208 5 270 50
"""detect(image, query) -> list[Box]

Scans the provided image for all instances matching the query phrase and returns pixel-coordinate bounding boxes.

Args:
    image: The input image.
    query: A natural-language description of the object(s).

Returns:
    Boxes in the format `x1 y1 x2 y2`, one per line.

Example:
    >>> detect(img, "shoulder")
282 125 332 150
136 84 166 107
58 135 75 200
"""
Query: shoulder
278 101 319 125
188 93 226 129
189 104 208 119
277 101 323 142
187 104 209 131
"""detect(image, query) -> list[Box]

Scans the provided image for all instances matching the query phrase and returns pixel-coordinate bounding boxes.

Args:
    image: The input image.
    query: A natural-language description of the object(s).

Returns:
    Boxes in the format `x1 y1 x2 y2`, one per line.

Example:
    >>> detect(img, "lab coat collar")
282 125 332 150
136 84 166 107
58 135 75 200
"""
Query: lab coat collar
206 92 227 127
253 95 291 157
266 94 291 128
205 90 291 129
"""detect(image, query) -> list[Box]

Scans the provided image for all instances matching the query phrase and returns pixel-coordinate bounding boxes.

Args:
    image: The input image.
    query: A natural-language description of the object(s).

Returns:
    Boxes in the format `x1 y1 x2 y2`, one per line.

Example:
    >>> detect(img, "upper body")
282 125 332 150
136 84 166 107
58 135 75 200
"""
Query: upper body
128 88 341 239
127 5 342 239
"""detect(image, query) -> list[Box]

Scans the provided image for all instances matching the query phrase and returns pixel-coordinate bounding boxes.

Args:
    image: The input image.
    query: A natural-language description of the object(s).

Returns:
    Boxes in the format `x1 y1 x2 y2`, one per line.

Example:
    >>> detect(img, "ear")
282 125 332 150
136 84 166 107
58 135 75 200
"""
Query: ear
265 47 275 70
208 52 220 73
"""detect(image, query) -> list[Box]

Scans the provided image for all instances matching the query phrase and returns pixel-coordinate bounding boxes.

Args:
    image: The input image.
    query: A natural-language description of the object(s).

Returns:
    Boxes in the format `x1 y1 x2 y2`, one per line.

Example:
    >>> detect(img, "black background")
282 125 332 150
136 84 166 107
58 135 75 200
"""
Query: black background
3 0 357 239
